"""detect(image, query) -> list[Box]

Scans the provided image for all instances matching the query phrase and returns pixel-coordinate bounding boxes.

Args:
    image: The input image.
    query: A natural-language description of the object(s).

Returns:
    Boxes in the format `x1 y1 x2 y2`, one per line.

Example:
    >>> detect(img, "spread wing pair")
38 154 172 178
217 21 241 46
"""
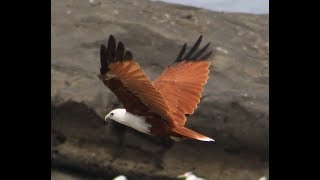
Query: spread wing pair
98 35 212 130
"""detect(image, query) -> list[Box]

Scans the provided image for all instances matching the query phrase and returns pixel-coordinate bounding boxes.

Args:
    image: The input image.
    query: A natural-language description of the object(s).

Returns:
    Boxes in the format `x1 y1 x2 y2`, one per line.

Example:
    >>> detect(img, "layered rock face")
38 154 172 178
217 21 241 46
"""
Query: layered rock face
52 0 269 179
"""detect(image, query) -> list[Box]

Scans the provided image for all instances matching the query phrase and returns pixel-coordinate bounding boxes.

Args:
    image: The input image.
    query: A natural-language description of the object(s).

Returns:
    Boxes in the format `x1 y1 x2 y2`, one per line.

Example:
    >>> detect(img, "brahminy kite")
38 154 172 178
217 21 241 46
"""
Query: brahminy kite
98 35 214 142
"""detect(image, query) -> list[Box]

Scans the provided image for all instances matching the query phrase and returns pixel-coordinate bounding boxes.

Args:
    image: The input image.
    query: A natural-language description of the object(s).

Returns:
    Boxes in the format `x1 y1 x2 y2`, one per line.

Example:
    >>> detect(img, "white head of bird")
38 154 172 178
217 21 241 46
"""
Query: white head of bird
104 108 152 134
104 108 126 124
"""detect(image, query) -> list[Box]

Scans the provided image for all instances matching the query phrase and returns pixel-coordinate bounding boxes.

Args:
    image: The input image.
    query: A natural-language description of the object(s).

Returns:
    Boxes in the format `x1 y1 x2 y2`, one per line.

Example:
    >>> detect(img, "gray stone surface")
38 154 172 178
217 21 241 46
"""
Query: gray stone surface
51 0 269 179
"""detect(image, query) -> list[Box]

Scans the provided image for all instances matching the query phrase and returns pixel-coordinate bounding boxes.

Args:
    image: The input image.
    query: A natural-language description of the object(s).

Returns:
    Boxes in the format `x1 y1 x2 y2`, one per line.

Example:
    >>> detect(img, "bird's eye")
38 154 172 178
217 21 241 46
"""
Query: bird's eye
110 113 114 116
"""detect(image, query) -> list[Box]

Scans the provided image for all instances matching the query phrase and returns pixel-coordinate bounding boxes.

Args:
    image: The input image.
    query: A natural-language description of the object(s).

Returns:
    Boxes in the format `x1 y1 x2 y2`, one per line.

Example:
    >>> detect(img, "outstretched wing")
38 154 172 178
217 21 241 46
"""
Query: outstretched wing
98 35 174 129
153 35 213 126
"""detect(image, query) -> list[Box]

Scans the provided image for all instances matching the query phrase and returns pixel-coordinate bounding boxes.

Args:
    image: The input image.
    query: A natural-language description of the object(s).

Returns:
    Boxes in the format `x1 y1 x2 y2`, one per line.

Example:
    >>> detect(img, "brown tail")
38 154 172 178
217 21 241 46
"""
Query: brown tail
171 126 215 142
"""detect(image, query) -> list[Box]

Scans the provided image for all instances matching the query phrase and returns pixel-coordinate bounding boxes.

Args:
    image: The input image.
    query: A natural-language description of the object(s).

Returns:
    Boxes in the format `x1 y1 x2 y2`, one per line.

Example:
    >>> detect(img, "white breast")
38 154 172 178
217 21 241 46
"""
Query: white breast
119 111 152 134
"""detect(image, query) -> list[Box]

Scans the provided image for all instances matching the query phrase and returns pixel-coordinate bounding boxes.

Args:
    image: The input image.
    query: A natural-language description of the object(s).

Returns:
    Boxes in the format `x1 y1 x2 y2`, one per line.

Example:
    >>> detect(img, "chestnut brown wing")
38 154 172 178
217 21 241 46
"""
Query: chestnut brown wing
98 35 175 131
154 35 213 126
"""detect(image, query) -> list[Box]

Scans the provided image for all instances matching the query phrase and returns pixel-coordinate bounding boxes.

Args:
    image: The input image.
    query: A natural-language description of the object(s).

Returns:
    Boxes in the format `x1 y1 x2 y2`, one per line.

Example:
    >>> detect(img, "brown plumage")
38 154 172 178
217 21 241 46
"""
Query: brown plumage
98 35 214 141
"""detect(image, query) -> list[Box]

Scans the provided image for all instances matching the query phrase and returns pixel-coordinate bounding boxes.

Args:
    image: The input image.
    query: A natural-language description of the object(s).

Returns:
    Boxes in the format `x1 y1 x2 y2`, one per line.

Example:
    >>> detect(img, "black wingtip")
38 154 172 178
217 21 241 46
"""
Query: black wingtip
100 44 108 74
100 35 133 74
191 42 211 60
108 35 116 46
200 51 213 60
107 35 116 62
183 35 203 60
173 35 212 64
175 43 187 62
198 35 203 42
123 50 133 60
115 41 125 61
109 35 115 42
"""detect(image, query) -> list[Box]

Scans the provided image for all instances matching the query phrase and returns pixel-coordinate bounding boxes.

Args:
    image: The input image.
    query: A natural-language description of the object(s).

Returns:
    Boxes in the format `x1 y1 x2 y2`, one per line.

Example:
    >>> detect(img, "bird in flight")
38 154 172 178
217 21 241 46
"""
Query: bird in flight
98 35 214 142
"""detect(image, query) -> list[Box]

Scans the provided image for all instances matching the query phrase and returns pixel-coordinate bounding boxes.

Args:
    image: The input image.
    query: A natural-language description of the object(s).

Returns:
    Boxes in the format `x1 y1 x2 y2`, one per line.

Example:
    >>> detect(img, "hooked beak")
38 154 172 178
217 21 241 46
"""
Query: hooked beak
104 114 110 126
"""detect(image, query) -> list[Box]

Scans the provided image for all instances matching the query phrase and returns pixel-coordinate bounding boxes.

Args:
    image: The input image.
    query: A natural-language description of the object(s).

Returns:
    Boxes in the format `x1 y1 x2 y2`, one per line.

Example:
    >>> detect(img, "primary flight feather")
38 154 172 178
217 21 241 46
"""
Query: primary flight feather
98 35 214 142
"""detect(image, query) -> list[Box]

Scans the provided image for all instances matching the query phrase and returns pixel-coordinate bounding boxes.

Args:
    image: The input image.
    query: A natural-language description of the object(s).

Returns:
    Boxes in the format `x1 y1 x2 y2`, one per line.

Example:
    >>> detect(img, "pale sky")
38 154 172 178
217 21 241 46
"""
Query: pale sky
151 0 269 14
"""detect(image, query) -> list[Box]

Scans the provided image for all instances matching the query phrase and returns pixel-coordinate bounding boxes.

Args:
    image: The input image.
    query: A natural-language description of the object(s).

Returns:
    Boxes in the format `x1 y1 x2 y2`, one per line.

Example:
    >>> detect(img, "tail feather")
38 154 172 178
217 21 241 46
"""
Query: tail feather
171 126 215 142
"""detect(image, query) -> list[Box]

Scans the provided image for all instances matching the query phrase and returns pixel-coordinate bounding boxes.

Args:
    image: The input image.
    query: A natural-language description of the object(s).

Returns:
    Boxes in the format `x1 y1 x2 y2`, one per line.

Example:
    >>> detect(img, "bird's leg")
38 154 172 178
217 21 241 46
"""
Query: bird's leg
153 137 175 169
109 121 127 162
107 100 128 162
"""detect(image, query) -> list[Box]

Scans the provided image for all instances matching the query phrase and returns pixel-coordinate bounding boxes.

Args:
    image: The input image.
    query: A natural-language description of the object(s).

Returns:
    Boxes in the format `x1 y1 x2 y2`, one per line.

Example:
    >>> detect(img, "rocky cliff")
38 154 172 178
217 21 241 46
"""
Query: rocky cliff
51 0 269 179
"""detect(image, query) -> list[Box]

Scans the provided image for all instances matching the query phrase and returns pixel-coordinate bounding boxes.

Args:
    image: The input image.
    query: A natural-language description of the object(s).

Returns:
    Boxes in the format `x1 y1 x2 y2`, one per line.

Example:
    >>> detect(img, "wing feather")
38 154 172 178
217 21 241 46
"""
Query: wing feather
154 36 213 126
98 35 175 129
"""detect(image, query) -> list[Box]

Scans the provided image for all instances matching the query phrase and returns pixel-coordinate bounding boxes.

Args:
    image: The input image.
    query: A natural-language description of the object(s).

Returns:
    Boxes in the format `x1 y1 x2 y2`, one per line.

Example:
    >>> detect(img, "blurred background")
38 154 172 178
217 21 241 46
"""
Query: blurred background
51 0 269 179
